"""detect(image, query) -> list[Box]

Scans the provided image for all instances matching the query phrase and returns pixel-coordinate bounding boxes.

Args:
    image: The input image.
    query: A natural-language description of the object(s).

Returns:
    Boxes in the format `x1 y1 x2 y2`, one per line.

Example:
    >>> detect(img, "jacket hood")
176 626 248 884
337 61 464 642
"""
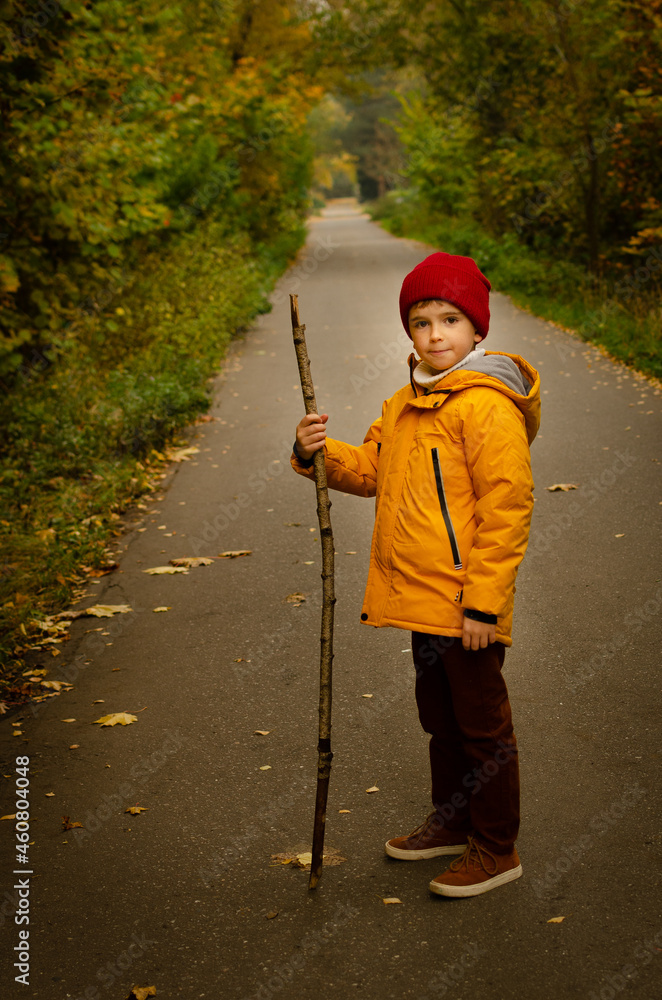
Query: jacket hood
408 350 541 445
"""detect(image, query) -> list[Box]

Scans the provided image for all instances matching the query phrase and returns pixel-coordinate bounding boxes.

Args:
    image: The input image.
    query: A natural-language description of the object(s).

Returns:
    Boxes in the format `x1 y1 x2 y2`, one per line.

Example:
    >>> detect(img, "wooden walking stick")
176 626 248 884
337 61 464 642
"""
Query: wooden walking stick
290 293 335 890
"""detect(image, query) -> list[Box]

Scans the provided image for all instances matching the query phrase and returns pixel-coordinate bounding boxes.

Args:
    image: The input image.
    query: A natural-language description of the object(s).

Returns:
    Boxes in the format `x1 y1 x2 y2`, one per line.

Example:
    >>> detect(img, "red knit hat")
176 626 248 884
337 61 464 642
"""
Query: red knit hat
399 252 492 340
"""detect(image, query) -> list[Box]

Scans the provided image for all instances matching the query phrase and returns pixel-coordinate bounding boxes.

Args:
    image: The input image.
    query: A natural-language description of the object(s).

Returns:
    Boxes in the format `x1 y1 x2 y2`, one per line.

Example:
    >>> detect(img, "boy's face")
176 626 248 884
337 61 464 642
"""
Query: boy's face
408 299 482 371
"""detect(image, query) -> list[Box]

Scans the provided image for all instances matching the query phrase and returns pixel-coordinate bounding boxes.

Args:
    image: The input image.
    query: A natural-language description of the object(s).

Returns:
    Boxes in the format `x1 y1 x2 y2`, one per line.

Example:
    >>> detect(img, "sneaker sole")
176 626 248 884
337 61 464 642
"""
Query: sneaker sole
429 864 523 896
385 840 468 860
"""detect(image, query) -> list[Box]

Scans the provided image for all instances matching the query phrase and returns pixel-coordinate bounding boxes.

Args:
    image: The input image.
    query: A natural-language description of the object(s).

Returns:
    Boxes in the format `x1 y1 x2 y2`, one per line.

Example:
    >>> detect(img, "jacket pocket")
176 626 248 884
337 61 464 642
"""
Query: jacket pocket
430 447 463 571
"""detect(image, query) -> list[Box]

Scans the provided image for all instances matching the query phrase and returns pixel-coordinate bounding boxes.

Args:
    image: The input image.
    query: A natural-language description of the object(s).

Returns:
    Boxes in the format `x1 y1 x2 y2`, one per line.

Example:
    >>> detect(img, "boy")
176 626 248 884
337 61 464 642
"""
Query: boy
291 251 540 897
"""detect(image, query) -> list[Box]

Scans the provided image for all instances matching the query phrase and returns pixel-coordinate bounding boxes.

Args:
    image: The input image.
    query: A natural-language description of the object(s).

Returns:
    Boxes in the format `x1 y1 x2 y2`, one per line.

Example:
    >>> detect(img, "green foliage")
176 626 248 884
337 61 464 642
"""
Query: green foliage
0 0 323 676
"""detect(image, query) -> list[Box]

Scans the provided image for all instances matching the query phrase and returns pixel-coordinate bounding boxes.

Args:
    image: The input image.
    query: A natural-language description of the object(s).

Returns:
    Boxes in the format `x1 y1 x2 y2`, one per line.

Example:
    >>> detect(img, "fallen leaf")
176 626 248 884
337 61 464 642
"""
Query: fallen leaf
169 557 214 567
260 765 272 770
218 550 252 559
45 792 55 797
339 809 351 814
152 606 171 613
126 988 157 1000
69 744 79 749
303 561 314 565
62 816 83 830
168 445 200 462
86 563 119 577
92 700 104 704
254 730 270 736
545 484 579 492
144 566 188 575
61 718 76 723
0 814 17 821
614 533 625 538
271 847 346 870
125 806 148 815
285 592 306 607
346 551 357 555
40 680 73 691
12 731 23 736
362 694 373 698
266 910 279 919
548 916 566 923
383 897 402 905
93 713 138 727
84 604 133 618
366 786 379 793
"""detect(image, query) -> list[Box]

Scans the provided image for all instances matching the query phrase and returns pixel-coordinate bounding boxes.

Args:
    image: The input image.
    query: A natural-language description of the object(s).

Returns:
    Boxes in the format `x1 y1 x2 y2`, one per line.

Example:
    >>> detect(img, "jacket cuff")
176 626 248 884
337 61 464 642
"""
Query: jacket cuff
463 608 498 625
292 440 315 468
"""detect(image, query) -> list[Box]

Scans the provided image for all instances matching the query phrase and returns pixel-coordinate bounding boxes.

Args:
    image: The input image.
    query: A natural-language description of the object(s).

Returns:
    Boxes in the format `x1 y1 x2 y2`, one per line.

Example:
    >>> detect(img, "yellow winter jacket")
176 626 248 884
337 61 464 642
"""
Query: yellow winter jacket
291 350 541 646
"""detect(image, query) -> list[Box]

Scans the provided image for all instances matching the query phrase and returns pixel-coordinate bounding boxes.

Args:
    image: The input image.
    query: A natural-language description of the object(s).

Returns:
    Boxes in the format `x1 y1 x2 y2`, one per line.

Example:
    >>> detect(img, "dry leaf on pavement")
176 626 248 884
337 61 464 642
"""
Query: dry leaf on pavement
382 897 402 905
62 816 83 830
152 607 171 613
126 988 157 1000
285 592 306 607
366 786 379 793
545 484 579 492
218 550 252 559
271 847 346 870
169 557 214 567
266 910 279 920
167 445 199 462
40 680 73 691
93 713 138 727
254 730 270 736
1 814 17 821
83 605 133 618
143 566 189 575
125 806 148 815
547 916 566 923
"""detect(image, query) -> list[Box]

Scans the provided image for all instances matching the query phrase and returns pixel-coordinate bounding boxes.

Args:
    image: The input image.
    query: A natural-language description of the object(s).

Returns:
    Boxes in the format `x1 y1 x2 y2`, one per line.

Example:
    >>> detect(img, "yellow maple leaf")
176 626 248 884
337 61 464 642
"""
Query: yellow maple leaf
93 713 138 727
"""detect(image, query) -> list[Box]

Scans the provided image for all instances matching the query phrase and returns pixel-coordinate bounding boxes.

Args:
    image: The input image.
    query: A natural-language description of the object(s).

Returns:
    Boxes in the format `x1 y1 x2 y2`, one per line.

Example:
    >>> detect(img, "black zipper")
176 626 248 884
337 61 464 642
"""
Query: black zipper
431 448 463 571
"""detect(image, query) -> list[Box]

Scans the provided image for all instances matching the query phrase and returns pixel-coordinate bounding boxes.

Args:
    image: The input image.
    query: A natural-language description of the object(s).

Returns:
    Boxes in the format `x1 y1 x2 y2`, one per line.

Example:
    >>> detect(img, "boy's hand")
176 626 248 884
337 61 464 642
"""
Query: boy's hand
462 616 496 651
295 412 328 461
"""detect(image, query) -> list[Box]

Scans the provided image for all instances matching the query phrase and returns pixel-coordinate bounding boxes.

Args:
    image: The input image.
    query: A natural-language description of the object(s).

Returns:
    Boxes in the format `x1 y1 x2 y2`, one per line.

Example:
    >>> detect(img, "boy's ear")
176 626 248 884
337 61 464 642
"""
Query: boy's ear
473 331 482 343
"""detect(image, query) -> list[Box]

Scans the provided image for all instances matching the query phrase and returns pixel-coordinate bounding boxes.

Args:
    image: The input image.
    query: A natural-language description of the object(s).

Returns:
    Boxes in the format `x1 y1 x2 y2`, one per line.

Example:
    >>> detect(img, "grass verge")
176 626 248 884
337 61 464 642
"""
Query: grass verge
0 214 305 701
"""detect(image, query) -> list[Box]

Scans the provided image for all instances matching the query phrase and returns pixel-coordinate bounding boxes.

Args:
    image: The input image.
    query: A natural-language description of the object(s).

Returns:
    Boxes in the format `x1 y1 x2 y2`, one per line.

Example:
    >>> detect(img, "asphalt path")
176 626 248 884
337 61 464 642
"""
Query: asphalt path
1 201 661 1000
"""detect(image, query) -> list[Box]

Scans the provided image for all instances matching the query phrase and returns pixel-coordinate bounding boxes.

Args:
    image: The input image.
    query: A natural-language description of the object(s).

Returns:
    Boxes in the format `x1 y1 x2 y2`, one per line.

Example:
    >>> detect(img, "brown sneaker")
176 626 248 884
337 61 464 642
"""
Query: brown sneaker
385 812 469 860
429 835 522 896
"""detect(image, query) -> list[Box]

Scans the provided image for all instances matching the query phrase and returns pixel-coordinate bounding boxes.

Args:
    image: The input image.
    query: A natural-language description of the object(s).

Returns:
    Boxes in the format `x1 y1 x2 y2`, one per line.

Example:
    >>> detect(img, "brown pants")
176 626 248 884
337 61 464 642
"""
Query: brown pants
411 633 520 854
